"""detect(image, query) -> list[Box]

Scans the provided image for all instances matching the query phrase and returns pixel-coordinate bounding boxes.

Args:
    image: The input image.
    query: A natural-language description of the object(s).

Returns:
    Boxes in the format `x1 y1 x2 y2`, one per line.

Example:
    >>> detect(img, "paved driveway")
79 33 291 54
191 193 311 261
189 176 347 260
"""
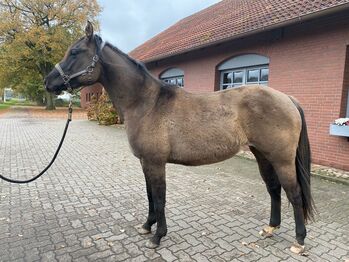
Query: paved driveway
0 109 348 261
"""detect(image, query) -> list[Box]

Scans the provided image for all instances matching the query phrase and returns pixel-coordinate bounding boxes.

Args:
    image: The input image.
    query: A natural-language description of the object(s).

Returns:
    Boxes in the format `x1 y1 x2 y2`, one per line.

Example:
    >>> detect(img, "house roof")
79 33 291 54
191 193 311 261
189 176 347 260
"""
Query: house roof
129 0 349 63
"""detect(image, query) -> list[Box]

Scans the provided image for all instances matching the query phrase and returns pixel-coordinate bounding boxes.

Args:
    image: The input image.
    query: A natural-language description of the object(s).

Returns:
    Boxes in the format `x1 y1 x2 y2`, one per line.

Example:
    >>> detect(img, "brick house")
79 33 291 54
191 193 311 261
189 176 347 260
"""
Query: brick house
80 83 103 109
83 0 349 170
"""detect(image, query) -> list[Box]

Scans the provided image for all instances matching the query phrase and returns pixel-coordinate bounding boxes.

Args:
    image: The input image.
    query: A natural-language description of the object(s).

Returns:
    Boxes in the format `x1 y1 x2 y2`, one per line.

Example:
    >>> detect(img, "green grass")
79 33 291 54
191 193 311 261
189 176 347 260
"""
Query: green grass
0 103 10 110
1 99 35 106
0 98 36 110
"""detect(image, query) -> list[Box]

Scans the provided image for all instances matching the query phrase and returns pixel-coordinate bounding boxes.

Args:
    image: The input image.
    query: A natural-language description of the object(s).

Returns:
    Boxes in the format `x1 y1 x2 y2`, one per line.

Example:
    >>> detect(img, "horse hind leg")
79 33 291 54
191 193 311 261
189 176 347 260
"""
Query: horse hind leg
250 147 281 238
273 163 307 254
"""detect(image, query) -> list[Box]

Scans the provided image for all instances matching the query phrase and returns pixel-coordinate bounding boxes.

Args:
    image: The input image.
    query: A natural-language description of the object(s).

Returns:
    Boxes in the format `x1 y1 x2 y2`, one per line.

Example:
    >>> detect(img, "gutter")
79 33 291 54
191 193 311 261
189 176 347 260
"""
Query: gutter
141 3 349 64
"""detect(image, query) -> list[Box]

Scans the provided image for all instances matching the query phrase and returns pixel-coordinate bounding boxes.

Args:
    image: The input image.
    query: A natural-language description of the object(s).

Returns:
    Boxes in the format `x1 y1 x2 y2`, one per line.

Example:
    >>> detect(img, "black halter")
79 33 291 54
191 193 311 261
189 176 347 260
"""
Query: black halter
54 39 106 92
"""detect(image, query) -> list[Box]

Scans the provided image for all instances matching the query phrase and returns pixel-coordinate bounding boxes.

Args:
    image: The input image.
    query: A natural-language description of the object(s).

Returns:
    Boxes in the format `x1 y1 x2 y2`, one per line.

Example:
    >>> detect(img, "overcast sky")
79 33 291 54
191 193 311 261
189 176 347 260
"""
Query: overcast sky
97 0 220 53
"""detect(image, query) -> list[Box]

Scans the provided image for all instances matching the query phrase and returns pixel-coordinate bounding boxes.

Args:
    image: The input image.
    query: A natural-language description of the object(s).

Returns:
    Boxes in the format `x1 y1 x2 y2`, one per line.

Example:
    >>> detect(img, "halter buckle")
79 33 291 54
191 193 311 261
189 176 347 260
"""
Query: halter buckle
93 55 99 62
62 74 70 83
87 66 94 73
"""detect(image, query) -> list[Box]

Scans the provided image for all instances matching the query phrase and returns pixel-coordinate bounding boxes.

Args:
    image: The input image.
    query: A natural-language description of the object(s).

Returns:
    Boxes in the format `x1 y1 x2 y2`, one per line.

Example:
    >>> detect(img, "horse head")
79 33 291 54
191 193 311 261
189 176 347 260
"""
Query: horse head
45 21 103 94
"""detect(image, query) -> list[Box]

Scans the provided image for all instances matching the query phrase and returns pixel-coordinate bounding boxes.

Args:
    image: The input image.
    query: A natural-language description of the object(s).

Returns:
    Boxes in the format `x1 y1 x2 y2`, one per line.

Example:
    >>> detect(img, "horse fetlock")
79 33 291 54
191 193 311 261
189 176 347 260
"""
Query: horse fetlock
136 224 151 235
145 236 161 249
156 228 167 238
146 217 157 227
259 225 280 237
296 234 306 246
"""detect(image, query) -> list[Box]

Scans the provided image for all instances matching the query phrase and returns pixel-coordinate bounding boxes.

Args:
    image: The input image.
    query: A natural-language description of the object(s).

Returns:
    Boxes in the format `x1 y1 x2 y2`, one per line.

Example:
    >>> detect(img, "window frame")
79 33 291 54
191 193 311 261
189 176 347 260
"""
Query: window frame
220 65 269 90
161 75 184 87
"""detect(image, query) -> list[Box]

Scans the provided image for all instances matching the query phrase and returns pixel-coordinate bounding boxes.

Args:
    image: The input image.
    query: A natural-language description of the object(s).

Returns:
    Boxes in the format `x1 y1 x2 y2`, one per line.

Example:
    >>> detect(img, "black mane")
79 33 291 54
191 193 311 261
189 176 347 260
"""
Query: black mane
94 35 151 77
94 35 180 89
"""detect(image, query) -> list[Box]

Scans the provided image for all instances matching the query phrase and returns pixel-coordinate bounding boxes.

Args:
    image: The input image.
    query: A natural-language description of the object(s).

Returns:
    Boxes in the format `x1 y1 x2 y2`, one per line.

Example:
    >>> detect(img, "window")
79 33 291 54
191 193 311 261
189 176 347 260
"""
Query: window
247 69 259 83
162 77 184 87
260 68 269 82
160 68 184 88
218 54 269 90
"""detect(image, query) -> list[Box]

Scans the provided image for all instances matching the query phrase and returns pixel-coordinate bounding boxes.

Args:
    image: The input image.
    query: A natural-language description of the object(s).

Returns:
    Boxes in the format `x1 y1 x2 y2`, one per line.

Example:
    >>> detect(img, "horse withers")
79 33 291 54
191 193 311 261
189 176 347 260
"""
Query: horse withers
45 22 315 254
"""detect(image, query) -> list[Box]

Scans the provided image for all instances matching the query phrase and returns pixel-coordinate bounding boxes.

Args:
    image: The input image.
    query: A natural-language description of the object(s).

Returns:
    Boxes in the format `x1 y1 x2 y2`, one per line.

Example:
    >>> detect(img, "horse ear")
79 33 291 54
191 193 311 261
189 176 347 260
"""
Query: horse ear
85 21 94 41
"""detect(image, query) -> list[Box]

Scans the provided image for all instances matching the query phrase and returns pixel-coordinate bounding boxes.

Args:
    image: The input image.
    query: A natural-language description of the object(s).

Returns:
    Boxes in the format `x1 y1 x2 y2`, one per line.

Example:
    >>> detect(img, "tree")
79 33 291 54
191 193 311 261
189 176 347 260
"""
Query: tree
0 0 101 109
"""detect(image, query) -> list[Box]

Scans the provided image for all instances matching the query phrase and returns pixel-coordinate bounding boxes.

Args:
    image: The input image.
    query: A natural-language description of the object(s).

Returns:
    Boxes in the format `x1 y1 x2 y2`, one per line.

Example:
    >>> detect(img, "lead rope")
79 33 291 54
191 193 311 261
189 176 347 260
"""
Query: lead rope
0 100 73 184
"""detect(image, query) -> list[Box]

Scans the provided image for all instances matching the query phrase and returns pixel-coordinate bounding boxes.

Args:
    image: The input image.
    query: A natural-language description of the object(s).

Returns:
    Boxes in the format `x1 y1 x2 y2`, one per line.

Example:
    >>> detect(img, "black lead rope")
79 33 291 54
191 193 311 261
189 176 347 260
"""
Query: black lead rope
0 102 73 184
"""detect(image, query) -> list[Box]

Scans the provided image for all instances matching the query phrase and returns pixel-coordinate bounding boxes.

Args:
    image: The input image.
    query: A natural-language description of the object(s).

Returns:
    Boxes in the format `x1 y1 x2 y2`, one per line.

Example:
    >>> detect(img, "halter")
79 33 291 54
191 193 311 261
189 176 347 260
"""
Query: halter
55 40 106 92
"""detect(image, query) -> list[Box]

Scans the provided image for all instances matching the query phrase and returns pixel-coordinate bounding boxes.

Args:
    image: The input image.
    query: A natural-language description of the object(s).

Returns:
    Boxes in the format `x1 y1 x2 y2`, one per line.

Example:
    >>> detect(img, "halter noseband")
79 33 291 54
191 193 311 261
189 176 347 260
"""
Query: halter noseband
55 40 106 92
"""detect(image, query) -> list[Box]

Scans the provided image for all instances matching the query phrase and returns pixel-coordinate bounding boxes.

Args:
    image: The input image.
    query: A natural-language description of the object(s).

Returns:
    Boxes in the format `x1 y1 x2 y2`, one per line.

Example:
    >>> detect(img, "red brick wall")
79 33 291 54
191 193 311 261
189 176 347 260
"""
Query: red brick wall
147 12 349 170
80 83 103 109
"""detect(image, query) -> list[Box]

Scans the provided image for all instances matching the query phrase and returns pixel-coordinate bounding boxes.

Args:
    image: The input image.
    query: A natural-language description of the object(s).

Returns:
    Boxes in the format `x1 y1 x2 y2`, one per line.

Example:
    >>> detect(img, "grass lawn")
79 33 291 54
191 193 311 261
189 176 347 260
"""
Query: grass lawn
0 99 35 109
0 103 10 110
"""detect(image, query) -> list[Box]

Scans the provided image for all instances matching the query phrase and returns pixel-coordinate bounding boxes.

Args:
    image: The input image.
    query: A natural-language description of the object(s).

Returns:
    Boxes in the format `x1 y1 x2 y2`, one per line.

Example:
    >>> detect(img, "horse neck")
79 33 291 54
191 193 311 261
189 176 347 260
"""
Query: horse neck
99 45 160 120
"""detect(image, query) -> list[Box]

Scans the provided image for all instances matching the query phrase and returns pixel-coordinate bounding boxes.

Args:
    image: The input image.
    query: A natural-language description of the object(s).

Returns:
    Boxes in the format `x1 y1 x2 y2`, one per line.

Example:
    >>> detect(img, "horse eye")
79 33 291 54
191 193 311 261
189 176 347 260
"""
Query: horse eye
71 49 79 56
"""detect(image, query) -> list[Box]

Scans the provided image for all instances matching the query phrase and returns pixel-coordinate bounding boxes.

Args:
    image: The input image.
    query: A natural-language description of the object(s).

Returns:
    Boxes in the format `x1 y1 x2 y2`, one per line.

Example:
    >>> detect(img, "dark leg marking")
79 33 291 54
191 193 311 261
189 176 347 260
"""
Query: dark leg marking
250 147 281 231
273 163 307 254
141 160 167 248
137 162 156 234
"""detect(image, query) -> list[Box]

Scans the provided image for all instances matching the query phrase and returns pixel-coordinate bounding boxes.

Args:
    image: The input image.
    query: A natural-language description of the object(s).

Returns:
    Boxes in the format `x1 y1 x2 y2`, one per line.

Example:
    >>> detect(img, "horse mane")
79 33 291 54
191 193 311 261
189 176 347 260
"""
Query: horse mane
94 35 179 89
94 35 154 78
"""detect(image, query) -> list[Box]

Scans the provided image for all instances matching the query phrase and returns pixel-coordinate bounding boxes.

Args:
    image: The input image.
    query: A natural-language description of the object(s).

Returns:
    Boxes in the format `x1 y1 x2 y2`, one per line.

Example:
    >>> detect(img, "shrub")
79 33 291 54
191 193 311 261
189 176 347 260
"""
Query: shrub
96 93 118 125
86 95 98 121
87 93 119 125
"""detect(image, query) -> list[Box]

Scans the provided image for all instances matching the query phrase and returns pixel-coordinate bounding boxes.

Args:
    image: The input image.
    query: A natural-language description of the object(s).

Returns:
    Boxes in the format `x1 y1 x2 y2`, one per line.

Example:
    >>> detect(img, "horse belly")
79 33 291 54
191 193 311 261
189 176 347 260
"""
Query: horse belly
168 131 242 166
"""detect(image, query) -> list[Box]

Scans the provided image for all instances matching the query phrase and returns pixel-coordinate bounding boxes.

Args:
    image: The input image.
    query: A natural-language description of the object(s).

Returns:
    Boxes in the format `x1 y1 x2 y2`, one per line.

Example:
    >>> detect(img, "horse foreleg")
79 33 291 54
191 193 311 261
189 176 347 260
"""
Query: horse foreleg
137 169 156 234
140 160 167 249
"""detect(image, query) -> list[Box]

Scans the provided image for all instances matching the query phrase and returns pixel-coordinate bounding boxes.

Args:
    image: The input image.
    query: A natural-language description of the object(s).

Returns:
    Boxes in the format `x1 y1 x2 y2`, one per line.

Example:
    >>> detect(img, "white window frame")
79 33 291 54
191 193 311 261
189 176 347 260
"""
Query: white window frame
162 76 184 87
160 68 184 88
220 65 269 90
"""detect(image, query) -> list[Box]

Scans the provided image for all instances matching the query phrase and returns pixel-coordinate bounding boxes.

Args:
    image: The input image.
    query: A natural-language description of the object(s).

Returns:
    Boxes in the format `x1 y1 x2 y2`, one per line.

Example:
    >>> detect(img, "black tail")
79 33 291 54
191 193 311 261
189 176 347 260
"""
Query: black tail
290 97 316 222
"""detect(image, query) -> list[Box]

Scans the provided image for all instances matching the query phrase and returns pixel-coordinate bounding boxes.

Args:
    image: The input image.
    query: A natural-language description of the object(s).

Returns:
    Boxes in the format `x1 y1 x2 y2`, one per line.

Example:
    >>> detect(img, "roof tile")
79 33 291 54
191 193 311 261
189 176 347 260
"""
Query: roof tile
129 0 349 62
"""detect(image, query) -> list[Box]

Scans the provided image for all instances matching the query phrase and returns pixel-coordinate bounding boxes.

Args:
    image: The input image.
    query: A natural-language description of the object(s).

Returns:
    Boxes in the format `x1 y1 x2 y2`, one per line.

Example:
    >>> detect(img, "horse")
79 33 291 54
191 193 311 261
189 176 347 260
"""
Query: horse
45 22 315 254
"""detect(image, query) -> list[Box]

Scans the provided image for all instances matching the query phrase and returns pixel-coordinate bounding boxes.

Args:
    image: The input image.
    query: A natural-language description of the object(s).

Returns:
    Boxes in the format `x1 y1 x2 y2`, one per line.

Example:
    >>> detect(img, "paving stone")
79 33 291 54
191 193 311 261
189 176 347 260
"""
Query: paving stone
0 112 348 261
157 248 178 262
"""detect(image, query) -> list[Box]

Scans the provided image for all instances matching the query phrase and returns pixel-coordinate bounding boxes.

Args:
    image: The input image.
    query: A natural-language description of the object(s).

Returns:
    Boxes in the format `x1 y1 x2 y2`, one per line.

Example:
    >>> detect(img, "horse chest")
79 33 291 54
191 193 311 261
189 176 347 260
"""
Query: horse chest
125 123 169 160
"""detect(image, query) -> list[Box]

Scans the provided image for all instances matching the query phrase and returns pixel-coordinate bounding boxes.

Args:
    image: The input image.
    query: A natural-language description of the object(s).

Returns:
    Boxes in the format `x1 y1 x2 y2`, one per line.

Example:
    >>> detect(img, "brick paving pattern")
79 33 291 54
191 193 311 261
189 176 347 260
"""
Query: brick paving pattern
0 108 348 261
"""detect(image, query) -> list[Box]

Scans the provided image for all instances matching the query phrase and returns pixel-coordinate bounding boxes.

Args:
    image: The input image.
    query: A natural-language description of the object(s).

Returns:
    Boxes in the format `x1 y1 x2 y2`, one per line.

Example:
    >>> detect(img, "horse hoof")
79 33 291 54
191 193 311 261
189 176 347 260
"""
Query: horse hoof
136 225 151 235
145 239 159 249
290 243 305 255
259 225 279 238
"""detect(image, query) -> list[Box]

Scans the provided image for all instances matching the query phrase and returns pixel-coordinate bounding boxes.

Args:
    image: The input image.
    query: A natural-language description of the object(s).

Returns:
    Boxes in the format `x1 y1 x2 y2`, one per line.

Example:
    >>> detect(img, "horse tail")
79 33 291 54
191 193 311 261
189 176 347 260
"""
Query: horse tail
289 96 316 222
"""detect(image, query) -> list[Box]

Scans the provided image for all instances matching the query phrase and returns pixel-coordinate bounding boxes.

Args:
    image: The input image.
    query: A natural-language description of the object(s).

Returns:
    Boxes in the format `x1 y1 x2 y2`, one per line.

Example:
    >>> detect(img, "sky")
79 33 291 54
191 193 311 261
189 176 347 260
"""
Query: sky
97 0 220 53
